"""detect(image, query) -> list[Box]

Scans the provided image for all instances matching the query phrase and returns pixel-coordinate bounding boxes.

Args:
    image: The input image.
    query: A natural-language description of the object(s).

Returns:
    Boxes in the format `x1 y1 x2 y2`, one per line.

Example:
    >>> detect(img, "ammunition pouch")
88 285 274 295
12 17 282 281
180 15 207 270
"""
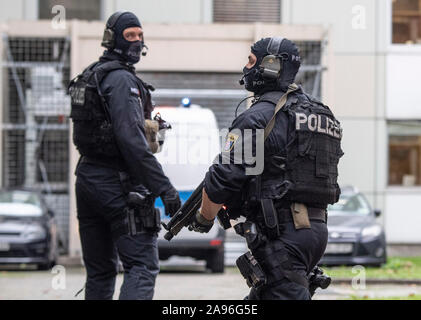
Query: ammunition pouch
236 251 266 289
144 119 160 154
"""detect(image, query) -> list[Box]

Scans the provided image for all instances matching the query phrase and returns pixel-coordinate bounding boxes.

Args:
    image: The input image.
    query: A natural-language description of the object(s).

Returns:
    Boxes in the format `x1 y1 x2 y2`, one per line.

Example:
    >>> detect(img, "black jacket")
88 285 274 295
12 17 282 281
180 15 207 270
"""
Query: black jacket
77 51 172 196
204 89 290 205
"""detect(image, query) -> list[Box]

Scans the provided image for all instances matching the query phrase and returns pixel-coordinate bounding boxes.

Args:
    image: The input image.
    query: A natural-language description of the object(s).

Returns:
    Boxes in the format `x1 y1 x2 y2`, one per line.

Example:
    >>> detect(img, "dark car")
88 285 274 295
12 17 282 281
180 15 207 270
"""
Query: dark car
0 190 59 270
320 186 387 267
157 192 226 273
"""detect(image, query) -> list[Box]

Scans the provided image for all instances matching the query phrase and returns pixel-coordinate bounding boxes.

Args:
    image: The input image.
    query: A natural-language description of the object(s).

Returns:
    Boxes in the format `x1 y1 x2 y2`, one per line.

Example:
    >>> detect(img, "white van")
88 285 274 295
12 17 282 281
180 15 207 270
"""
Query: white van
153 104 226 273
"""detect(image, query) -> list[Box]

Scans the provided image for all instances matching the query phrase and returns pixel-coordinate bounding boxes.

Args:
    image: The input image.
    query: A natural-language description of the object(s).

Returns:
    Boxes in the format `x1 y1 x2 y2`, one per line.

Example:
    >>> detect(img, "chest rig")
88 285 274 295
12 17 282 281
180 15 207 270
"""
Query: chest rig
68 60 153 160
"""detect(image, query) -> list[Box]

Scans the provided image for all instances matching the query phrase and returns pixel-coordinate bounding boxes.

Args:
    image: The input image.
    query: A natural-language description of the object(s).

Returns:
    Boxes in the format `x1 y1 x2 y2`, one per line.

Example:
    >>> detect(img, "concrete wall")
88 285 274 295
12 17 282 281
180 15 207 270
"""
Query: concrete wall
0 0 38 21
102 0 213 23
386 46 421 119
282 0 388 205
284 0 421 244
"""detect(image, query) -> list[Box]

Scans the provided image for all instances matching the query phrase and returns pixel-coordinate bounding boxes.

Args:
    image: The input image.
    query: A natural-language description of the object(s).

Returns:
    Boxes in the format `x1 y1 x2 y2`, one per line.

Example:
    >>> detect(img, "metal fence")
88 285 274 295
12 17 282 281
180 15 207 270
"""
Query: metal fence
0 33 325 257
1 35 71 253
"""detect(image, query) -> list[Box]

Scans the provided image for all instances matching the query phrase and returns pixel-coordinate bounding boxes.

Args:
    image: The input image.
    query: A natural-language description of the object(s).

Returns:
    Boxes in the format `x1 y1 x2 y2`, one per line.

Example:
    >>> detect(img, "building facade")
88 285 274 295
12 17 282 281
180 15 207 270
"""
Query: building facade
0 0 420 258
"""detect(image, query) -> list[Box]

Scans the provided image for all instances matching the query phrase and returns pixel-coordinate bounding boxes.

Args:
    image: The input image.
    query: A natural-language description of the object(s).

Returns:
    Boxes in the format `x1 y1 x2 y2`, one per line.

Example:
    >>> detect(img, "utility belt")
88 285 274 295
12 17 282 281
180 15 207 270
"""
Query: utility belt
258 199 327 240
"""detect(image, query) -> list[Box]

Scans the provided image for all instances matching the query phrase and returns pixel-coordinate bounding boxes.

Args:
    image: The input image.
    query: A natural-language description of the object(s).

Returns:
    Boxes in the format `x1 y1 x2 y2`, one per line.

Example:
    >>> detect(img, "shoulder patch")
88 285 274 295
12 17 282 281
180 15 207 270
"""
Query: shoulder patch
130 87 140 95
224 132 240 152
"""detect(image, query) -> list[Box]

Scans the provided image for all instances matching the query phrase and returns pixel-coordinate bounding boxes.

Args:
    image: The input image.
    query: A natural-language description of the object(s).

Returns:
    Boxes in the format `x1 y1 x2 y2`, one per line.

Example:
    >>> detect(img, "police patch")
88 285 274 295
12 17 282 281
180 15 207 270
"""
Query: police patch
224 133 239 152
130 87 140 95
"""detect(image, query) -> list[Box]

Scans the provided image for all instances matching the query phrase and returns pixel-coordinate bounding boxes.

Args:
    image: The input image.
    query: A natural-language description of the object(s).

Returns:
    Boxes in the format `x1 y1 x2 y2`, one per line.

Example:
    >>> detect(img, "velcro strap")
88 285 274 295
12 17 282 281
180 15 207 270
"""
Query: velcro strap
260 199 280 239
279 207 327 223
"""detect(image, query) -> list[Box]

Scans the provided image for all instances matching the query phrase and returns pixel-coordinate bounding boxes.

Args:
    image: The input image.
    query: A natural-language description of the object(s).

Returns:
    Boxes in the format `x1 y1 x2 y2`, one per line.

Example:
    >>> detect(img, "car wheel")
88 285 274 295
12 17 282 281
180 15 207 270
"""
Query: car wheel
206 247 225 273
37 260 55 271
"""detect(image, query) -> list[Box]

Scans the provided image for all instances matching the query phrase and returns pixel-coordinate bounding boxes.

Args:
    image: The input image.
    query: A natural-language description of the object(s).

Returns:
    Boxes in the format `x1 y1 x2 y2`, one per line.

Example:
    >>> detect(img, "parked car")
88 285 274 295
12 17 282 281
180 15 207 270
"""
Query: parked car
0 189 59 270
154 104 226 273
320 186 387 267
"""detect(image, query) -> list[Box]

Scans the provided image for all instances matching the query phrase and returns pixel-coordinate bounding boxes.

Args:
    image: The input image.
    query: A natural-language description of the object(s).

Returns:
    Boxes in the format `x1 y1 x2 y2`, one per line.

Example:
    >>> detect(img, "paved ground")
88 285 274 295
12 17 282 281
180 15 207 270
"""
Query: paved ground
0 263 421 300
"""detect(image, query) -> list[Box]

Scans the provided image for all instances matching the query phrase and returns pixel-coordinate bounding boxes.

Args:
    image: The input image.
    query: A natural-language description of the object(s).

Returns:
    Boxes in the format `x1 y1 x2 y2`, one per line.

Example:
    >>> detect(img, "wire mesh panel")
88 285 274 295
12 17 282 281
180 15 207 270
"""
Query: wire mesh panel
140 40 324 131
1 36 71 253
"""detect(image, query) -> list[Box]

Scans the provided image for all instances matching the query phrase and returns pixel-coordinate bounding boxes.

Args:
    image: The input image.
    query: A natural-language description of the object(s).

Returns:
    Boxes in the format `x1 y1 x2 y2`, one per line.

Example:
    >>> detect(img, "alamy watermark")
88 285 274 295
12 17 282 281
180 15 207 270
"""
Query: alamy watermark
51 5 66 30
351 265 366 290
51 265 66 290
351 5 366 30
157 125 265 176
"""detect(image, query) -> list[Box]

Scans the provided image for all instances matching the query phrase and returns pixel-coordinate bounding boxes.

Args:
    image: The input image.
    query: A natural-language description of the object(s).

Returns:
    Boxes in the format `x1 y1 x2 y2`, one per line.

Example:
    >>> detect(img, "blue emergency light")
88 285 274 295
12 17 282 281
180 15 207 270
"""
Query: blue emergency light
181 97 191 107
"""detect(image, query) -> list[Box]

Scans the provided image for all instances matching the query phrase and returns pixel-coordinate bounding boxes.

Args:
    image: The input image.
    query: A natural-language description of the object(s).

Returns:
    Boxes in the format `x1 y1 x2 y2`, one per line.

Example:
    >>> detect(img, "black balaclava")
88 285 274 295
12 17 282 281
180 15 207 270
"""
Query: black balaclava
108 12 144 64
242 37 301 95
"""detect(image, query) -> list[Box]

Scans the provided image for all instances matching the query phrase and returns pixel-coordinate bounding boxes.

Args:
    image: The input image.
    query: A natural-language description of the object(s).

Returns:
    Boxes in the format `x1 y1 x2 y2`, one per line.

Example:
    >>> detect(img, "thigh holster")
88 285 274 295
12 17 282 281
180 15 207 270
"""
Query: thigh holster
252 240 309 290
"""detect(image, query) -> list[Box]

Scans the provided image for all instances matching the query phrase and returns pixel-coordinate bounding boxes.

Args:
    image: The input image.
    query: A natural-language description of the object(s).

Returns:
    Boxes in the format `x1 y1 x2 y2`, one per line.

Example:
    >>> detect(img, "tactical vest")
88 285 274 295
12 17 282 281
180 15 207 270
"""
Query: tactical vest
258 89 344 206
68 60 151 160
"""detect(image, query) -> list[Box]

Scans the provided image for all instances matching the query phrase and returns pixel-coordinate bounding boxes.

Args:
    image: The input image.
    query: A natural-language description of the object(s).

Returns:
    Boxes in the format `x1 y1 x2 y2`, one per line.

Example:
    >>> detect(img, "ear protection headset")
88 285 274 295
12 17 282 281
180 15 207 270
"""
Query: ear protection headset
102 11 149 56
259 37 289 80
101 11 128 49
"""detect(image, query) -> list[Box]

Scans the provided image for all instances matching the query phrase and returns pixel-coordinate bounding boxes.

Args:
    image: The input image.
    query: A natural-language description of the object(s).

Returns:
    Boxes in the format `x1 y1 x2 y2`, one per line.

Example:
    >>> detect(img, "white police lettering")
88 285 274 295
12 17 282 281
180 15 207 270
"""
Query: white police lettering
307 114 317 131
69 86 85 106
295 112 342 138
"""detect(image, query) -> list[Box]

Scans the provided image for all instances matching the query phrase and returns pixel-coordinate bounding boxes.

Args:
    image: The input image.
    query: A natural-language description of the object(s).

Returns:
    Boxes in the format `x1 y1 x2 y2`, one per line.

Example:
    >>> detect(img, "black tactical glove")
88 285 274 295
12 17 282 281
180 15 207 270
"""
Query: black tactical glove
188 209 214 233
160 186 181 217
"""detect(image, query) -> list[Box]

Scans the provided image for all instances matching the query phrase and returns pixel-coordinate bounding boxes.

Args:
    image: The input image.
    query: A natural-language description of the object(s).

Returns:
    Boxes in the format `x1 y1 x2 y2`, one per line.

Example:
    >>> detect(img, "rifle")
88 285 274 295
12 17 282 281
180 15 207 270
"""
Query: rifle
162 180 232 241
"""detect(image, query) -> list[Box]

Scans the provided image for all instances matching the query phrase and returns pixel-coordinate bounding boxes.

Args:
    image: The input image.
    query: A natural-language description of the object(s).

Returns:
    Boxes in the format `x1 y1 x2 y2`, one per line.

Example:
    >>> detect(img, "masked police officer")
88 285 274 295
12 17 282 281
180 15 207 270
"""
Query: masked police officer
188 37 343 299
69 11 181 300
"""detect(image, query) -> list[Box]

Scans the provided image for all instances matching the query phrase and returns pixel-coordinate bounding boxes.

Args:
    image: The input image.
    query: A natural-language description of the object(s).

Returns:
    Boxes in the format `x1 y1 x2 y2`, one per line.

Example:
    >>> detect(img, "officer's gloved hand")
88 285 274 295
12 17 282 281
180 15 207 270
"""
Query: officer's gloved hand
188 209 214 233
160 186 181 217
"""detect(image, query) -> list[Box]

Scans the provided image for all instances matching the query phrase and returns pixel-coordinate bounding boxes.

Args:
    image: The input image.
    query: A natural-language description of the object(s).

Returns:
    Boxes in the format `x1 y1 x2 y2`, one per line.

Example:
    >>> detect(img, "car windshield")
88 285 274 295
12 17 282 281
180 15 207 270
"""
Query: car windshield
0 191 41 207
327 193 371 216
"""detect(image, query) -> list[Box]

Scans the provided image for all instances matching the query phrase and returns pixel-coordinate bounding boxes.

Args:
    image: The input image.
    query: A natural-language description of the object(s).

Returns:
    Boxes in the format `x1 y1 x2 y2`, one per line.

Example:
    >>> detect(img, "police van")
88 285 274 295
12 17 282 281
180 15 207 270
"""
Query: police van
153 101 226 273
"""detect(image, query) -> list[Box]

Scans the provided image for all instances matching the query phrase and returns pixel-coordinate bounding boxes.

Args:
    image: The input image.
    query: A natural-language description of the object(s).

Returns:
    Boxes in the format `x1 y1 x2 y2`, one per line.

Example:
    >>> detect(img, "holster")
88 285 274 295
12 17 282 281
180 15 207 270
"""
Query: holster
126 193 161 235
252 239 309 290
139 207 161 233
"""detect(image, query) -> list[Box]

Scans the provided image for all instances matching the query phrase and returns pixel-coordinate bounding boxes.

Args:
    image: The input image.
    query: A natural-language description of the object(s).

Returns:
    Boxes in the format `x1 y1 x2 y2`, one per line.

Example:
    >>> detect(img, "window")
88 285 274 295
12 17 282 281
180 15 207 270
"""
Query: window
213 0 281 23
39 0 101 21
388 122 421 186
328 194 371 216
392 0 421 44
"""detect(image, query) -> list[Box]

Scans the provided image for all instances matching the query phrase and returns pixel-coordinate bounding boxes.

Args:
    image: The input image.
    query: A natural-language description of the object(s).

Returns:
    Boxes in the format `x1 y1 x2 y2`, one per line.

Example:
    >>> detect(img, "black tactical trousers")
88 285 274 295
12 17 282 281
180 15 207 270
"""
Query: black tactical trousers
247 220 328 300
75 163 159 300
